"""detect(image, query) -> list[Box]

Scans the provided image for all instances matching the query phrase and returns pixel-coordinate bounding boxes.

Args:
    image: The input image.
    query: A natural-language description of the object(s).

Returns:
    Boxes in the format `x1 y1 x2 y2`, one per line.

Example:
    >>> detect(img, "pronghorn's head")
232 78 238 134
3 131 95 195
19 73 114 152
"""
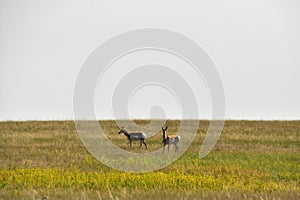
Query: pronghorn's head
162 126 168 134
118 128 125 134
162 126 168 143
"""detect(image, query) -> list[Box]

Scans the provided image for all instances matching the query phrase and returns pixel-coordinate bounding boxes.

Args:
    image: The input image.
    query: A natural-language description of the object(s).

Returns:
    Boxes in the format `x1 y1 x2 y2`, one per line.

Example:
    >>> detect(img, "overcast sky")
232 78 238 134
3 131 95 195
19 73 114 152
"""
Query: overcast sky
0 0 299 121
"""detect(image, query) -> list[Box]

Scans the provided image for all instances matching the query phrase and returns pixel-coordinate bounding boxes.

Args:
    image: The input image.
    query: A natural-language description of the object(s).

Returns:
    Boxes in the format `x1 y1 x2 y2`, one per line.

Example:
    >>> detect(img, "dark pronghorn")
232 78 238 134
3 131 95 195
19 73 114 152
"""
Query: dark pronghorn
118 128 148 149
162 126 180 154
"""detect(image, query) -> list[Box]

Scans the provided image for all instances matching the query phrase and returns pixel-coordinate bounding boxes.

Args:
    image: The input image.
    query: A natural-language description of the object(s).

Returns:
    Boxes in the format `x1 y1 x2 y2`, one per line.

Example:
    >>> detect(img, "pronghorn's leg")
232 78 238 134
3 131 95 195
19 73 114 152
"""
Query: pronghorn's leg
168 143 170 153
143 140 147 149
129 140 132 149
163 144 165 154
175 144 178 152
139 139 142 148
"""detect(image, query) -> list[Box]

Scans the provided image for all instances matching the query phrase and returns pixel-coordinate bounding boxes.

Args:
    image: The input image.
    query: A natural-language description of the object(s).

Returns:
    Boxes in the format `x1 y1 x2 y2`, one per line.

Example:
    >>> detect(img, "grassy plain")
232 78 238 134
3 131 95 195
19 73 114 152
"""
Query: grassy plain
0 120 299 199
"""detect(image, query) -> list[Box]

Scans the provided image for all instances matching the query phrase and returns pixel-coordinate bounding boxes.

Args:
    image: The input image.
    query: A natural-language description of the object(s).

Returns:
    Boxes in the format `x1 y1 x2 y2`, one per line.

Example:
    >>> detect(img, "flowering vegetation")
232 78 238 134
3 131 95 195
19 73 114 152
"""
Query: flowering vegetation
0 164 298 192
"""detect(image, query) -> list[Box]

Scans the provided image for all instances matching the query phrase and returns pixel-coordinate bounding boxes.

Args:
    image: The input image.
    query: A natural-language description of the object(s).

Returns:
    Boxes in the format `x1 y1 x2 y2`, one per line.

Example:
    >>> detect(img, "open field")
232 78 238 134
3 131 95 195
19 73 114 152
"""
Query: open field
0 120 299 199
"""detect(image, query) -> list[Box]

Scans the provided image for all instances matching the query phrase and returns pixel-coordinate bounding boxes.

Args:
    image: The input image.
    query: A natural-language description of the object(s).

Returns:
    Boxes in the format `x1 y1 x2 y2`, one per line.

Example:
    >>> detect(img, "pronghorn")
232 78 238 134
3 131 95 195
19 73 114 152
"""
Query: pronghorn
162 126 180 154
118 128 148 149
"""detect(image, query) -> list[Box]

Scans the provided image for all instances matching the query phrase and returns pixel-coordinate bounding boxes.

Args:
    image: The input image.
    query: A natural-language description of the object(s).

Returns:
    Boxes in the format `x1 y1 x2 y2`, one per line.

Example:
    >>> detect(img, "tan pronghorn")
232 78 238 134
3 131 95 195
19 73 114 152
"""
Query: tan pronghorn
162 126 180 154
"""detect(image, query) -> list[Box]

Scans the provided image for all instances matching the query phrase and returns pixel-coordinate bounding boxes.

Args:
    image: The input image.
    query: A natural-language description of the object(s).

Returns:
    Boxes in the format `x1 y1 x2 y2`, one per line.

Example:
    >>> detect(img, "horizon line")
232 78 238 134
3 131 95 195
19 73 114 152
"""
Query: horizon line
0 117 299 122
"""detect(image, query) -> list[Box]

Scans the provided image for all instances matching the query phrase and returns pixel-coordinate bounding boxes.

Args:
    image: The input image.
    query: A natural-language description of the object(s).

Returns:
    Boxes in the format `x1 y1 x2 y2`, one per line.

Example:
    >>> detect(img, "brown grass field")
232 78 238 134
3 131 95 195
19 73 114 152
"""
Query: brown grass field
0 120 299 199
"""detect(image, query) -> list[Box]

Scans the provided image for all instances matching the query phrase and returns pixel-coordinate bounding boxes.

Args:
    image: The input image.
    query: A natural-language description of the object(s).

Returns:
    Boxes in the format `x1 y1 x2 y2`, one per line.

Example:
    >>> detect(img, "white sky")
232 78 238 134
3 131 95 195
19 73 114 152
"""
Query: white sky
0 0 299 120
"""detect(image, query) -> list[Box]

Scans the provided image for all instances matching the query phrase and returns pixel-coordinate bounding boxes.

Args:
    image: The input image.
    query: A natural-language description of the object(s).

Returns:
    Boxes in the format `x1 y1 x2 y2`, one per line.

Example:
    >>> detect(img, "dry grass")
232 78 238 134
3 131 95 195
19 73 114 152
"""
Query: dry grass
0 120 299 199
